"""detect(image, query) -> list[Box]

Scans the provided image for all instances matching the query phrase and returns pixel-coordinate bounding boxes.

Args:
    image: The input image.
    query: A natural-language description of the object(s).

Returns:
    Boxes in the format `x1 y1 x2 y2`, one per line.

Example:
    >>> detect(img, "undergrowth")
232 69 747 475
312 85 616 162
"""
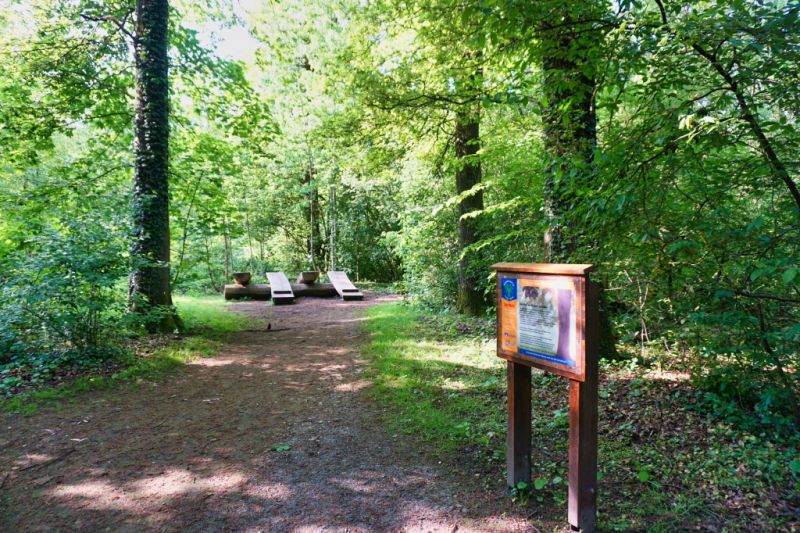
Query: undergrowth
362 301 800 531
1 295 260 414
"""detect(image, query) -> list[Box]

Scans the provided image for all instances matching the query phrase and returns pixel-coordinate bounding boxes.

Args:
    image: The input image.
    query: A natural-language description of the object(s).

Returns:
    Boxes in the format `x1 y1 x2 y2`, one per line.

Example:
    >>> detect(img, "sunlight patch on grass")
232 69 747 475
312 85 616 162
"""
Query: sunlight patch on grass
174 294 262 335
361 301 798 530
362 302 505 454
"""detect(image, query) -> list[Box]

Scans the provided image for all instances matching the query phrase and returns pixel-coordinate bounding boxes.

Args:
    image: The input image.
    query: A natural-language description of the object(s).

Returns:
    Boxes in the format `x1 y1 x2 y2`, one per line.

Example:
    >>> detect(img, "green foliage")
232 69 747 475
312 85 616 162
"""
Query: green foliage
1 0 797 475
510 481 530 505
1 294 261 412
0 218 129 374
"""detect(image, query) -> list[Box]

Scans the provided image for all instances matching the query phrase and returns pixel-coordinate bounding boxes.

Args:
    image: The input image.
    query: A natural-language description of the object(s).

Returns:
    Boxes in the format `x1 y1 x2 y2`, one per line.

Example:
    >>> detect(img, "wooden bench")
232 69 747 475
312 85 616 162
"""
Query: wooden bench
327 271 364 301
223 283 270 300
266 272 295 304
223 283 339 300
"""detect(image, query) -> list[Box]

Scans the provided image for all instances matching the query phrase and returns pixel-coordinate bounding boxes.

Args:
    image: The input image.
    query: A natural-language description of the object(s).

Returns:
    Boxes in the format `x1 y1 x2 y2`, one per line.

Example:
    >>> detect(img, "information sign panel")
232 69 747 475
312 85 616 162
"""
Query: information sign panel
494 263 591 381
492 262 599 533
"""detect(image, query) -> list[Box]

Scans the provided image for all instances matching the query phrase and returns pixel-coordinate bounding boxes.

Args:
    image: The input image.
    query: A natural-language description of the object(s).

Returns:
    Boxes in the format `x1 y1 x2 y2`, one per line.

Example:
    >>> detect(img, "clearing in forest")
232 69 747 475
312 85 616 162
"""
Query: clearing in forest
0 294 540 532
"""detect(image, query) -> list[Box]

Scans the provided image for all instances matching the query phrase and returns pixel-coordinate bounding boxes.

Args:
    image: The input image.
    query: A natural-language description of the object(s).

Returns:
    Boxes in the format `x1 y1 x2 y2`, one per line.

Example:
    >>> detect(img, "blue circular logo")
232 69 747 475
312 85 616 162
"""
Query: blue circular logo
502 280 516 300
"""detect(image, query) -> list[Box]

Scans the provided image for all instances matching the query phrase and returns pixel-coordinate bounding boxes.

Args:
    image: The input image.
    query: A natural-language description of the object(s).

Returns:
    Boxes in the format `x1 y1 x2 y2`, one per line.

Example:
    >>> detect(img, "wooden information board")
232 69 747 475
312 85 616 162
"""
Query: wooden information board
491 262 599 533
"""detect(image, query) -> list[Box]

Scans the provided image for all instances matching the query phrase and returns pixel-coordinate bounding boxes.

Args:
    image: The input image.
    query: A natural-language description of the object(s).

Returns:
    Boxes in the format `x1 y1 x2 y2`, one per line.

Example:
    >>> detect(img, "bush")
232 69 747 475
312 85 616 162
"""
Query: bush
0 219 129 375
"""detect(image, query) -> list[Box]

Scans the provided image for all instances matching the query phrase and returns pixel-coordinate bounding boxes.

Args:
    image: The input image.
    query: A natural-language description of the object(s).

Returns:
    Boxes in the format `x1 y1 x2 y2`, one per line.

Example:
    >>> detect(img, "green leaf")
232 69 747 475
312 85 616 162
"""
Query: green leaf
782 268 797 285
637 470 651 482
271 443 291 452
534 477 547 490
552 476 563 485
790 459 800 474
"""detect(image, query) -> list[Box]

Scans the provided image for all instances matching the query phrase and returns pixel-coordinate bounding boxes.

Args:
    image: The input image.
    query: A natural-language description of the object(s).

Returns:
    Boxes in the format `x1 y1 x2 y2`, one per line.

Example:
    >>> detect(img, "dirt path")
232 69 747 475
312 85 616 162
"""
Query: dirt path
0 293 539 532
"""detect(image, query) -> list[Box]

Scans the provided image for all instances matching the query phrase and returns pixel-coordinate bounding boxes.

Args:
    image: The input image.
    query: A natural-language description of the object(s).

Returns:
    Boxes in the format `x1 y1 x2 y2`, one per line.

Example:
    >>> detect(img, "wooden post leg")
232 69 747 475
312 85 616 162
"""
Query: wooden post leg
568 378 598 532
507 361 531 488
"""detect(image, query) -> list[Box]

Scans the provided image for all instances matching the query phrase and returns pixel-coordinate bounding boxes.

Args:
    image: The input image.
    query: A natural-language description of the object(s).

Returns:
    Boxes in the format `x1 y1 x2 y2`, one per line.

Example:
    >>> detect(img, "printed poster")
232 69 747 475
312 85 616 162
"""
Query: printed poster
500 276 577 368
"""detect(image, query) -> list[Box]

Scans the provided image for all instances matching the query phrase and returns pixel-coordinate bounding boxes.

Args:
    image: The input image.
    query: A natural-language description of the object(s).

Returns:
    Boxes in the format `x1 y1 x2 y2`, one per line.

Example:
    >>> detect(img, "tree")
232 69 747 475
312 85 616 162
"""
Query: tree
129 0 182 332
454 100 484 314
538 4 602 262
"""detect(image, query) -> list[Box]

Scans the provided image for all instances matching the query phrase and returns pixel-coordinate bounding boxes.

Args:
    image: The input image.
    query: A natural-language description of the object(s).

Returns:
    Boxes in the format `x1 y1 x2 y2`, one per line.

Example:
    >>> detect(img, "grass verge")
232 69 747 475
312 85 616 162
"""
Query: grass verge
362 301 799 532
2 295 261 415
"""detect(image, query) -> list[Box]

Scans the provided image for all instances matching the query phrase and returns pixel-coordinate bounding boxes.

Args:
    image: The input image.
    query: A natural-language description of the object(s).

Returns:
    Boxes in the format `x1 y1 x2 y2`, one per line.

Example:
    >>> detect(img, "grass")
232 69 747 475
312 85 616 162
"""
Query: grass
362 302 504 454
2 295 260 415
174 294 261 336
362 301 800 531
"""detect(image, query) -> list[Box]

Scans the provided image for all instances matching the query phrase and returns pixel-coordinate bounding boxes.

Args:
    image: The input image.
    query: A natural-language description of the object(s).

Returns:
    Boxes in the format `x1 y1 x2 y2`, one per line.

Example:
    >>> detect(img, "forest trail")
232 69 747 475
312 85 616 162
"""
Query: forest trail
0 293 537 532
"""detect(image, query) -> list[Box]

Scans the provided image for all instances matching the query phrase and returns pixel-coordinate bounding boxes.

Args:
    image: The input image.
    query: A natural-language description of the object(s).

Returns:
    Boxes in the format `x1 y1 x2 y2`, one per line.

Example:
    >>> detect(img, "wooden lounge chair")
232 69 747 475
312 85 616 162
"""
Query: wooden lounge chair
266 272 295 304
327 271 364 301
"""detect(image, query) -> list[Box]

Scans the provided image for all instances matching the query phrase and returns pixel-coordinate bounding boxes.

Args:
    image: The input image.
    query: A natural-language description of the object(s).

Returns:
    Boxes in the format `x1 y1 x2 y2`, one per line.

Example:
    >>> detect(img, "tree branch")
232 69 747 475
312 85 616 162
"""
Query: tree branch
80 10 136 42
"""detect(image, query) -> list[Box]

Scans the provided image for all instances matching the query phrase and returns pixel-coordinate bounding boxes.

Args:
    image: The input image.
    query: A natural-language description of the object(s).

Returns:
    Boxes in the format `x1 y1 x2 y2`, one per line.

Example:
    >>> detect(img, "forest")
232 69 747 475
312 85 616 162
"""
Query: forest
1 0 798 531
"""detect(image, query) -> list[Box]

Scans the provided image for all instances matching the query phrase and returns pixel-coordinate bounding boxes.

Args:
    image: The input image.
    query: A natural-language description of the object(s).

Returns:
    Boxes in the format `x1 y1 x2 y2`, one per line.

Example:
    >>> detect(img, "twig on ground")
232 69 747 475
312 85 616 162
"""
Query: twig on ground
0 472 9 490
19 448 75 472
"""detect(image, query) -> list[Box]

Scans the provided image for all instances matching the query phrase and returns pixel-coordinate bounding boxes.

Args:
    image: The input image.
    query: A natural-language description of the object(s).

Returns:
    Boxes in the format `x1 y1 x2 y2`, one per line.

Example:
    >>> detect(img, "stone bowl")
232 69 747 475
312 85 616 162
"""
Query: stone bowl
298 271 319 284
233 272 252 286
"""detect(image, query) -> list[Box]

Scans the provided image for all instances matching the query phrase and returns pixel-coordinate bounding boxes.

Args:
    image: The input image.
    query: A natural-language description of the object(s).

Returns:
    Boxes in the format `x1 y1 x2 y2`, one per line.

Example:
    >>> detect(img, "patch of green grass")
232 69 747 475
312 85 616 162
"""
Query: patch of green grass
174 294 261 336
362 302 505 455
2 295 261 414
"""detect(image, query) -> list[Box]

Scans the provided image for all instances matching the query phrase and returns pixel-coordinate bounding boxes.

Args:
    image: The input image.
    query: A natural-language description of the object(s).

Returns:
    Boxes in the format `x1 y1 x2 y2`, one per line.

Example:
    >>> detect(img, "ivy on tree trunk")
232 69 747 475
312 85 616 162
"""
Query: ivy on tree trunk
541 13 596 263
129 0 182 333
540 6 617 358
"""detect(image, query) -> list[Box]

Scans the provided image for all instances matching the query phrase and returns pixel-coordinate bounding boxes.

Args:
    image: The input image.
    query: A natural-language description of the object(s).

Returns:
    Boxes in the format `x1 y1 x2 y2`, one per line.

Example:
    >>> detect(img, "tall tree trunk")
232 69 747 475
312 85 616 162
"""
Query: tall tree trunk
541 14 596 262
204 237 221 293
540 7 618 358
223 228 231 284
129 0 182 332
329 183 337 271
454 106 484 315
303 166 324 270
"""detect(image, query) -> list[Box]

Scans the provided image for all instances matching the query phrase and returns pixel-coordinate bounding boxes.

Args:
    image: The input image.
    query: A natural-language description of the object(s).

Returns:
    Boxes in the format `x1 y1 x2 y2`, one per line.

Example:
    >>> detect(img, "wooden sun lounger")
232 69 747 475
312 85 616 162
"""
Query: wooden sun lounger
327 271 364 301
266 272 295 304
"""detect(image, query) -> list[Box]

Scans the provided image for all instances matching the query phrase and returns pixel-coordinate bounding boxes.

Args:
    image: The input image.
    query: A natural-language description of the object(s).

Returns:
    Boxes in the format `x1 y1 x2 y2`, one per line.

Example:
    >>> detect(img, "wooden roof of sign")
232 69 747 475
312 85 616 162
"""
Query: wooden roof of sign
490 263 595 276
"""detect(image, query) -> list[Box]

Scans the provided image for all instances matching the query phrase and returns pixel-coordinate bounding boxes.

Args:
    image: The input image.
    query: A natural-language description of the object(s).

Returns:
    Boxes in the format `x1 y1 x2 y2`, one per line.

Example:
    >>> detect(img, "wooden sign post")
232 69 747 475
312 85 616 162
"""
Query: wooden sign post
491 262 599 533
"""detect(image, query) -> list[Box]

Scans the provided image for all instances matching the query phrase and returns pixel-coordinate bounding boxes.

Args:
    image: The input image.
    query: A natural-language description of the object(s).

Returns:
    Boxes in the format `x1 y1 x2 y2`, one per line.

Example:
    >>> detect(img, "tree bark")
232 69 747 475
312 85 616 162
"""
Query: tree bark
129 0 182 332
454 106 484 315
540 6 618 358
223 226 231 285
541 14 596 262
303 165 324 270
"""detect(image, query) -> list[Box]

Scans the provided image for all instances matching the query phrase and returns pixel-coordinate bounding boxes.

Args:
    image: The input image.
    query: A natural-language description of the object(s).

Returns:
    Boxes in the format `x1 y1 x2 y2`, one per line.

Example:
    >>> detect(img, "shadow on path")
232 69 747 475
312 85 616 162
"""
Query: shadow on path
0 293 539 532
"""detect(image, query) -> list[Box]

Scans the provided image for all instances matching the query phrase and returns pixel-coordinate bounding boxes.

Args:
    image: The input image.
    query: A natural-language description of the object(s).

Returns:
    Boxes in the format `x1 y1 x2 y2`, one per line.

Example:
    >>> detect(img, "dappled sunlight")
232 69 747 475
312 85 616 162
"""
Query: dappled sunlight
47 469 248 511
2 297 539 531
14 452 52 468
191 356 248 367
49 479 135 512
131 468 245 497
335 379 371 392
241 480 294 501
330 471 388 494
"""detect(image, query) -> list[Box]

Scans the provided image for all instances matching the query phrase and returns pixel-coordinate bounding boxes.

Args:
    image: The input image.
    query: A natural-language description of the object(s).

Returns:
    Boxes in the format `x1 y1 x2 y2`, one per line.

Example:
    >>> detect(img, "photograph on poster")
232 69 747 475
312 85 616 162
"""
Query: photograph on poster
499 276 577 368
